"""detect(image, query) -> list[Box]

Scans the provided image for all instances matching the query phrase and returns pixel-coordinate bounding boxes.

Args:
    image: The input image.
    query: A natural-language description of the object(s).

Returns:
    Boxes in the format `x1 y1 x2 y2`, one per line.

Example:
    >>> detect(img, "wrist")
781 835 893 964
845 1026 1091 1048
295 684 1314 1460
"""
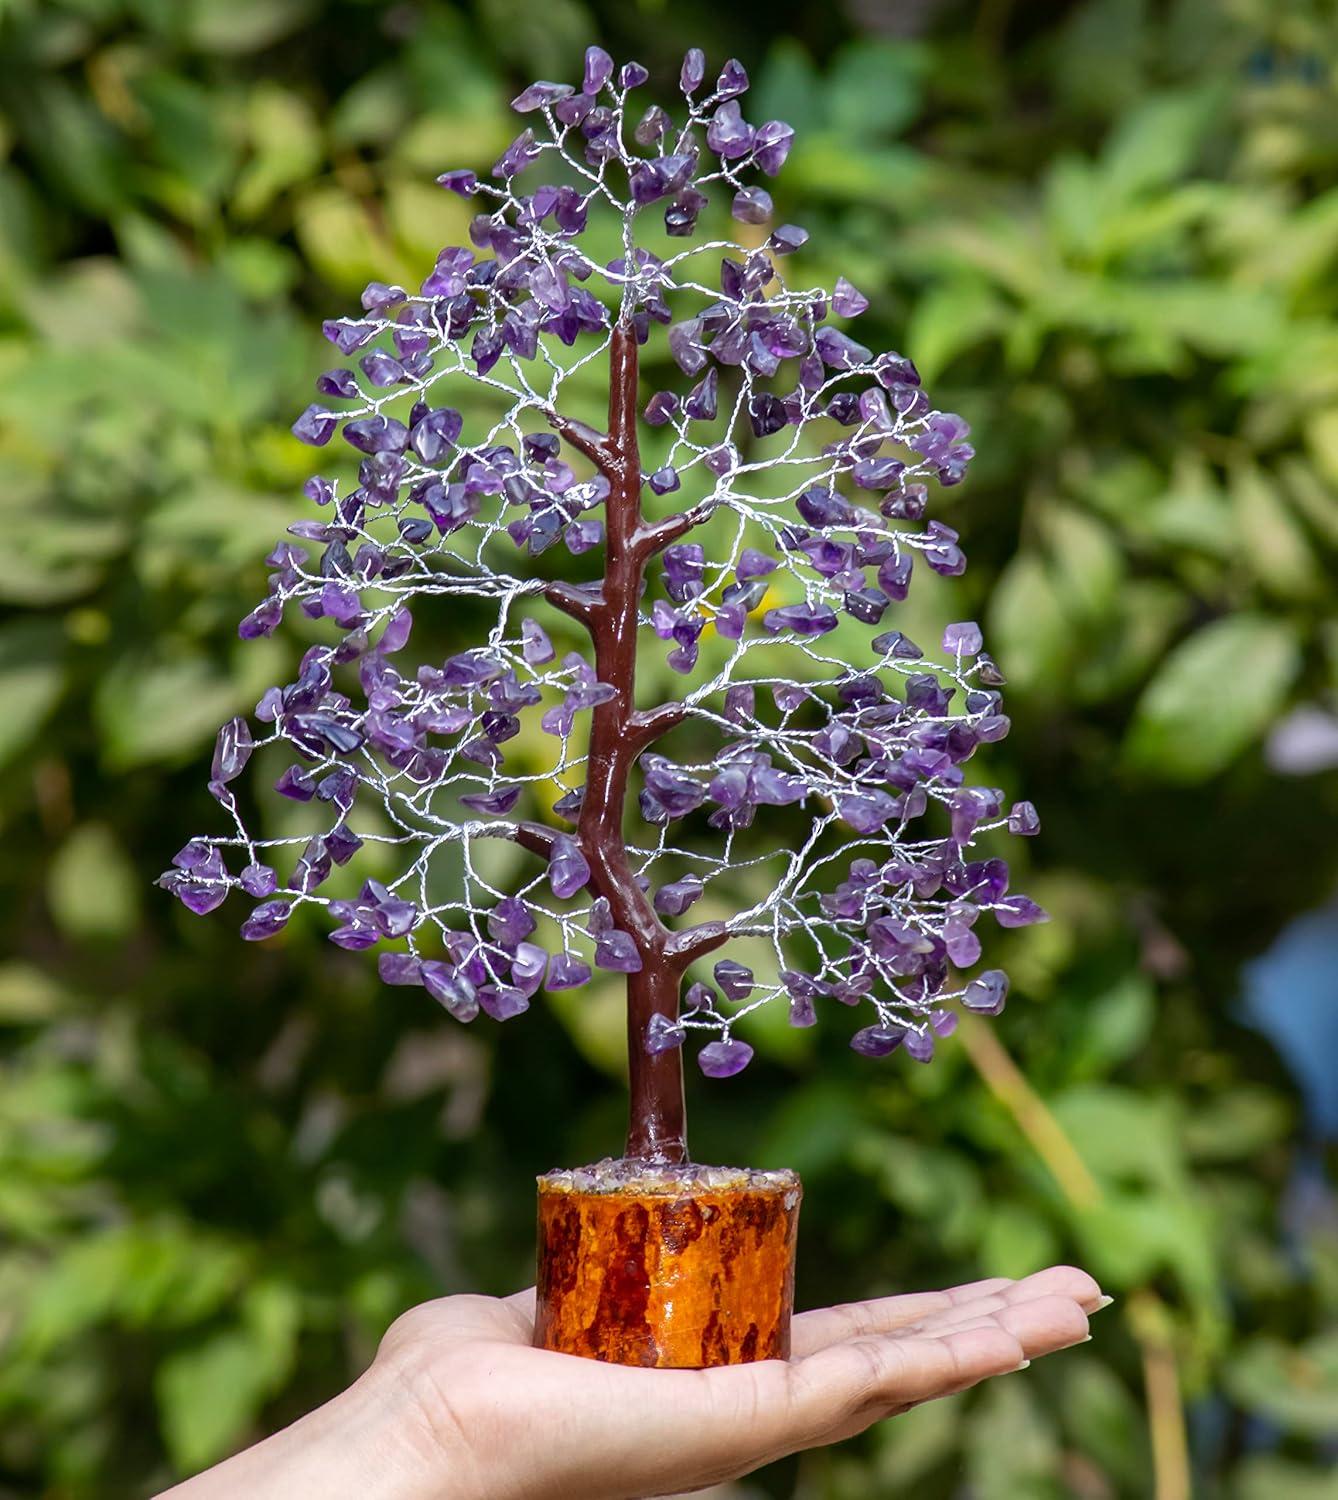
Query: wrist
155 1363 456 1500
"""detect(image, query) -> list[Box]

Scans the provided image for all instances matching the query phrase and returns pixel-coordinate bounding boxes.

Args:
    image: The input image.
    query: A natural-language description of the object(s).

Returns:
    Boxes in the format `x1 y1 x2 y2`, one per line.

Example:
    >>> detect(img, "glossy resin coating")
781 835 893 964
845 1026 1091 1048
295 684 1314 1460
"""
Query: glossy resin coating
535 1160 801 1367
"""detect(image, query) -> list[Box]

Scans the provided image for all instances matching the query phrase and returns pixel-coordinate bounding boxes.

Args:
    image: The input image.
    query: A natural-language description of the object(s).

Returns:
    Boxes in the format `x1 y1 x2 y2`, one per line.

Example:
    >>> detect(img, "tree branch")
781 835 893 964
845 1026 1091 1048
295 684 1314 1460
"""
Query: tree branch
626 703 688 754
543 580 600 626
666 920 730 967
510 821 559 860
635 502 715 560
545 410 611 471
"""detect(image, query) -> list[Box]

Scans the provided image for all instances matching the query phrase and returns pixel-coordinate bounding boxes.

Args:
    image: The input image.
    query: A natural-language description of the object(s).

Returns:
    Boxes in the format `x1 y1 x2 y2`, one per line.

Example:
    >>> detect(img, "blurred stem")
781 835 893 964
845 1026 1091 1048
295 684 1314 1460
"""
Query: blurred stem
958 1017 1191 1500
1130 1290 1193 1500
957 1016 1099 1208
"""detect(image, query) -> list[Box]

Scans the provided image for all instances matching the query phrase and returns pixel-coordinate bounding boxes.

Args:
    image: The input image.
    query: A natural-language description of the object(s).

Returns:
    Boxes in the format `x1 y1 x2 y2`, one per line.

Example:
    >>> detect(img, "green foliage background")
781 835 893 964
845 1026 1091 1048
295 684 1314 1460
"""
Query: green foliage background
1 0 1336 1494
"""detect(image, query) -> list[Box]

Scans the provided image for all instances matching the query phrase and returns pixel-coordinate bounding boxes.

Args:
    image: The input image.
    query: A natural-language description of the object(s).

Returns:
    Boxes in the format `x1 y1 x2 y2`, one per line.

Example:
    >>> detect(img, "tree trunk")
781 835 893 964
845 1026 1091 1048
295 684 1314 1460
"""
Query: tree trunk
625 959 688 1162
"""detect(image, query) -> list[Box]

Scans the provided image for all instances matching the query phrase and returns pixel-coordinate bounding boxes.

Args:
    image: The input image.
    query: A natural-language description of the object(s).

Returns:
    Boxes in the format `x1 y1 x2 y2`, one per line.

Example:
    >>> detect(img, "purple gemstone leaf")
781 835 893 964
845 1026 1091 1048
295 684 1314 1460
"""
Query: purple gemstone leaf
512 81 575 113
546 952 591 990
211 717 253 784
993 895 1049 928
645 1012 686 1055
850 1025 905 1058
698 1038 753 1079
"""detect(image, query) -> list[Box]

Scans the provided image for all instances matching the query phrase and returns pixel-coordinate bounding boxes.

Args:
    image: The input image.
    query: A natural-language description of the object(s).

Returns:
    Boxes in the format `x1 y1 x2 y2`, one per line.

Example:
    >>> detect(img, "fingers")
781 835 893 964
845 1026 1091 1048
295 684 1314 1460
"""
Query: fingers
776 1322 1029 1450
995 1292 1092 1352
1002 1264 1105 1310
792 1265 1105 1356
755 1282 1098 1456
899 1292 1093 1359
890 1268 1105 1339
791 1277 1012 1356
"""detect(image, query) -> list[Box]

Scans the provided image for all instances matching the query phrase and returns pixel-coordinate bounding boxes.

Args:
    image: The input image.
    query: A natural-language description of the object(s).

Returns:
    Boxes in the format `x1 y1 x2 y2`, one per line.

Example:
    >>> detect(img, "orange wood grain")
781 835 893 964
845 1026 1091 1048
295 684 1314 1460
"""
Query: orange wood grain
534 1169 801 1368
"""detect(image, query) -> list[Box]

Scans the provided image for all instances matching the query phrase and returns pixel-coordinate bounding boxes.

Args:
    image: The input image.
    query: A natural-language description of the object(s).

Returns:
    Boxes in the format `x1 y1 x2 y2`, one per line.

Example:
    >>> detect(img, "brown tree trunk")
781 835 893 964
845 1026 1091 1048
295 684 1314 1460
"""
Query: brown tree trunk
625 960 688 1163
572 320 688 1163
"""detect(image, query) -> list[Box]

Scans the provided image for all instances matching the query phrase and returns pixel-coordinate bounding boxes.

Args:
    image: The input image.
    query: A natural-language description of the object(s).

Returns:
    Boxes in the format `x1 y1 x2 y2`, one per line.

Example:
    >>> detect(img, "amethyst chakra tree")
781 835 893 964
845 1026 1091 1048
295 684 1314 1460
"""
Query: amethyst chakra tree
160 46 1044 1369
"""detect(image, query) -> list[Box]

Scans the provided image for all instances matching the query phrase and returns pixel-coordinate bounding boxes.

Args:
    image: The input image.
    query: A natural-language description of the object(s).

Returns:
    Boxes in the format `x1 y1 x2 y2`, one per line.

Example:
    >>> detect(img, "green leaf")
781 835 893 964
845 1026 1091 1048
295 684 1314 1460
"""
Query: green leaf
294 186 402 293
329 65 411 150
1059 1358 1148 1486
1231 464 1323 599
1124 615 1301 781
965 1377 1061 1499
0 507 125 606
904 278 1006 383
1043 155 1103 259
93 655 240 771
1036 503 1124 623
1106 452 1235 557
826 41 927 142
1225 1333 1338 1438
1305 406 1338 489
232 84 322 220
0 620 64 769
988 551 1074 694
474 0 591 75
863 1392 963 1487
1233 1457 1338 1500
0 963 71 1023
1052 1085 1182 1192
781 138 928 204
134 70 239 217
46 824 140 942
1072 1191 1215 1292
545 978 626 1080
0 164 44 288
759 1081 865 1177
141 482 295 569
155 1319 287 1472
20 1225 247 1357
754 38 824 137
1051 0 1148 116
386 179 476 267
1182 1086 1293 1162
1280 455 1338 548
1075 580 1189 703
11 78 131 217
1100 88 1222 200
216 237 301 300
18 258 141 348
1066 973 1155 1077
852 1137 983 1253
182 0 314 54
979 1202 1059 1279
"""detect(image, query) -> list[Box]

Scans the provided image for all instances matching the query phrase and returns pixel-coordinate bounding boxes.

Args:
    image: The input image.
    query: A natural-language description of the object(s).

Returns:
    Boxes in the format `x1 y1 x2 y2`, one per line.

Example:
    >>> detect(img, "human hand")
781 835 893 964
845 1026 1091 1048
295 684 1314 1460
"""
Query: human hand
159 1266 1107 1500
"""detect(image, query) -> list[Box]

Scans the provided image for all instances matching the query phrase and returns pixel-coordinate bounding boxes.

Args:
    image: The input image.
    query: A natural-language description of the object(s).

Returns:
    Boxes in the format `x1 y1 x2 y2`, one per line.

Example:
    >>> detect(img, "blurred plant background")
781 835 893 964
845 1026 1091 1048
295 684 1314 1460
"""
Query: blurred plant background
1 0 1336 1495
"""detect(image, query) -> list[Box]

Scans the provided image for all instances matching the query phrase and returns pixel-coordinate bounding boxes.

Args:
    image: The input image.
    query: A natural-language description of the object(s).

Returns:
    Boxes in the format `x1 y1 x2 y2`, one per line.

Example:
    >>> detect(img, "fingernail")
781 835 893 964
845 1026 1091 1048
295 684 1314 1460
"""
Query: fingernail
1014 1359 1031 1371
1094 1295 1116 1311
1078 1334 1093 1343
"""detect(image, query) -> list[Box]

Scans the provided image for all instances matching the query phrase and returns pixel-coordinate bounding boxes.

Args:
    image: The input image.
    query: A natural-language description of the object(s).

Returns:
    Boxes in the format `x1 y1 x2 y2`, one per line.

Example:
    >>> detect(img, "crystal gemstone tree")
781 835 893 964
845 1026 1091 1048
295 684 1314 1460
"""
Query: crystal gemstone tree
160 44 1045 1368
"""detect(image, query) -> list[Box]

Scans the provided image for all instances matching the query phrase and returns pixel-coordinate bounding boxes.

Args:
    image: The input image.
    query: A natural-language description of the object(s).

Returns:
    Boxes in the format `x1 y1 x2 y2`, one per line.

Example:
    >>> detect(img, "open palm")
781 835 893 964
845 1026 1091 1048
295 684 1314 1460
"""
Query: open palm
373 1266 1106 1500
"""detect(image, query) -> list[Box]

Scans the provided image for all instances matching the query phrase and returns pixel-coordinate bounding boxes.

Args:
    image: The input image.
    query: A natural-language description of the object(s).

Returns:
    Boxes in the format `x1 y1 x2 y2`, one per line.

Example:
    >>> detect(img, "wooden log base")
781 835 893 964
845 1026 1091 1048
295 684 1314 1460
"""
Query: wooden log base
534 1158 802 1368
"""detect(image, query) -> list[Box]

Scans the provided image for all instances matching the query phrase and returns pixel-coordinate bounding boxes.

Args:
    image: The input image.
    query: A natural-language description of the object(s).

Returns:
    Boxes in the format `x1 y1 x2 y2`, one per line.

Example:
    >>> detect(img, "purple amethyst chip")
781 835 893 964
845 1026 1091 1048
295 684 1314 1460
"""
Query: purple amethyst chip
698 1038 754 1078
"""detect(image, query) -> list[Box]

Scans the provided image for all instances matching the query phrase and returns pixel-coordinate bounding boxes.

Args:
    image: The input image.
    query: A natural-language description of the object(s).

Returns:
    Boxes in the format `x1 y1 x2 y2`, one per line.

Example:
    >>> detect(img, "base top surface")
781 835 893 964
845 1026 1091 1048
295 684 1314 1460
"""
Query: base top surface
538 1155 801 1200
